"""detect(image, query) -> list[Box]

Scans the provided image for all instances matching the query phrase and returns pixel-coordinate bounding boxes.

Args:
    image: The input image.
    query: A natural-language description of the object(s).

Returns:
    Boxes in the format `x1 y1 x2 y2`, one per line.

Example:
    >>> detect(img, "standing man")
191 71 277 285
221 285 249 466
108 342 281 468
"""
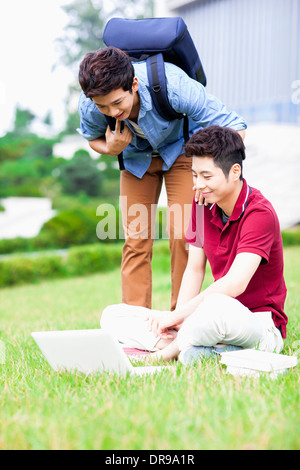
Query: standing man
78 47 247 310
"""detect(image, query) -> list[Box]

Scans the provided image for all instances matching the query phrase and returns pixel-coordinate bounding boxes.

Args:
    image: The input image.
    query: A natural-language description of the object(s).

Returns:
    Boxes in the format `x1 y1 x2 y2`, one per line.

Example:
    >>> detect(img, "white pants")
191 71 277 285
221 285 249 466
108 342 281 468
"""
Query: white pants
100 294 283 354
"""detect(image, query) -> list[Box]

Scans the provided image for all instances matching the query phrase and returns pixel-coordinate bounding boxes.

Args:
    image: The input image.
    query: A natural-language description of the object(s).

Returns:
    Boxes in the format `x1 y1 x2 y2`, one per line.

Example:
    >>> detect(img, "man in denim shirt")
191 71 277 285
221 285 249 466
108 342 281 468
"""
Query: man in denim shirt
78 47 247 310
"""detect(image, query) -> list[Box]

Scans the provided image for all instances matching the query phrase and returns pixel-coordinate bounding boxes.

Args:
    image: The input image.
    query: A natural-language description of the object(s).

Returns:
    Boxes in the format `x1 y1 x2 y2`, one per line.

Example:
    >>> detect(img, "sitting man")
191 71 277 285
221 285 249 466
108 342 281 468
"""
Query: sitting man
100 125 288 363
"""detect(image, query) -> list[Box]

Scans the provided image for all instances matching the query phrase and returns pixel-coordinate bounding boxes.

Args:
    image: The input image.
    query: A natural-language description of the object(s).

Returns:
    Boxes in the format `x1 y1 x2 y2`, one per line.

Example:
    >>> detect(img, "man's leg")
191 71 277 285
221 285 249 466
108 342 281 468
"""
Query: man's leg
177 293 284 354
153 294 284 363
120 158 163 308
100 303 177 351
164 153 194 310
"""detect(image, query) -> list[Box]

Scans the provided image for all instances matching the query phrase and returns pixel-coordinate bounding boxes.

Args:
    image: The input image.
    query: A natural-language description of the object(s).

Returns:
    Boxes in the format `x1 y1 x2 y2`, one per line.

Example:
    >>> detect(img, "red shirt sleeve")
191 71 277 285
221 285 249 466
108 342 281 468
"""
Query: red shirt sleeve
236 207 276 262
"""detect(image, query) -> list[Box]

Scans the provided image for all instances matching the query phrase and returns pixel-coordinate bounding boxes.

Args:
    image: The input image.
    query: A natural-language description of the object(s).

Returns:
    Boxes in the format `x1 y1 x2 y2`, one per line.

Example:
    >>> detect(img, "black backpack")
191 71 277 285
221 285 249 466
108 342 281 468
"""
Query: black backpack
103 17 207 169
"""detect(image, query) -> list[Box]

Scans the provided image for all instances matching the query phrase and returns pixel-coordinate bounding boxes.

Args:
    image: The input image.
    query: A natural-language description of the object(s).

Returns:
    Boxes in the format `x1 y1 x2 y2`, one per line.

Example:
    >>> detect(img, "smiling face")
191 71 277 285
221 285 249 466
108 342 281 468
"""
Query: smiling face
191 155 243 215
92 77 140 121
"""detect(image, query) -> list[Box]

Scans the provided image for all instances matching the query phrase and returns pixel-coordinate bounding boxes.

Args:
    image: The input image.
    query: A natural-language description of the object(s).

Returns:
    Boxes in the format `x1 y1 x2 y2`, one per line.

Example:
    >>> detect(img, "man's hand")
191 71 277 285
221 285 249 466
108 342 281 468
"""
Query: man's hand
145 311 182 338
193 184 208 205
105 119 132 155
237 129 246 141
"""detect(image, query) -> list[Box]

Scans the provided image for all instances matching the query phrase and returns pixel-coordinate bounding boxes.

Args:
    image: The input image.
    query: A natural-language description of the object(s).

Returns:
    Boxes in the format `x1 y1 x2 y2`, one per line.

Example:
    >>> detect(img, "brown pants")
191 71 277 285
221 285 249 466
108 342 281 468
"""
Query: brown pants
120 154 194 310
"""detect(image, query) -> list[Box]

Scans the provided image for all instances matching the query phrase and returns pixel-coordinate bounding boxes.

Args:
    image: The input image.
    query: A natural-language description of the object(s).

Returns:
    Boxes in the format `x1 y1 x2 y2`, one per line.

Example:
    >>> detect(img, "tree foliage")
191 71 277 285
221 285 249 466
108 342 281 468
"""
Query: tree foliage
13 107 36 135
60 150 102 197
56 0 154 70
56 0 105 70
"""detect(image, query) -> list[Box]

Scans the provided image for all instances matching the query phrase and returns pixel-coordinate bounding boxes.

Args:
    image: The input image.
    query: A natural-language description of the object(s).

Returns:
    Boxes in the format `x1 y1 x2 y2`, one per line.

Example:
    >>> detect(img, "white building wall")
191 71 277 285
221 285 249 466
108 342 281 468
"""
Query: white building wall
156 0 300 124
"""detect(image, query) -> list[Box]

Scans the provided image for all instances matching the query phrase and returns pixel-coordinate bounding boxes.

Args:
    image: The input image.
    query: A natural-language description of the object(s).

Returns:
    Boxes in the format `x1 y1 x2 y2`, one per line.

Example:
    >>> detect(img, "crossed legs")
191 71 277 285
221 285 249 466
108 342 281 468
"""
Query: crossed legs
100 293 283 362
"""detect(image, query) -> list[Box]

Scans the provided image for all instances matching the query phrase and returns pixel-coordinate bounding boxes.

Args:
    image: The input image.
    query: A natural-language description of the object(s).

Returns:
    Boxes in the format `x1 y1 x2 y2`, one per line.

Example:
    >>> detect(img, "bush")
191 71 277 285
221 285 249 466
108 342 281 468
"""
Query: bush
39 207 99 248
281 226 300 246
0 243 124 288
60 152 102 197
24 138 55 159
0 240 174 288
0 255 66 288
66 244 122 276
0 152 64 198
0 135 35 161
0 237 35 255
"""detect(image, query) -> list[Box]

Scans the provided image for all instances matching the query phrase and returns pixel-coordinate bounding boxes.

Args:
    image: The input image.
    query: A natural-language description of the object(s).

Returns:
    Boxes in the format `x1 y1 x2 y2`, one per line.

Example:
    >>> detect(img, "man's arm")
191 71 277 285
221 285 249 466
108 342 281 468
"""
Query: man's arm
167 67 247 137
146 245 206 336
176 245 207 308
149 252 262 337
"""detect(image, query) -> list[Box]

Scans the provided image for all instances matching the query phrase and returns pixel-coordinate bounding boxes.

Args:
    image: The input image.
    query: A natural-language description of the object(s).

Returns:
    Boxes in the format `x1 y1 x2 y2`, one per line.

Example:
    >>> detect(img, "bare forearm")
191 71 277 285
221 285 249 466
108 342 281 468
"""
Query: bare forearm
176 267 205 308
89 138 110 155
174 273 246 325
176 246 207 309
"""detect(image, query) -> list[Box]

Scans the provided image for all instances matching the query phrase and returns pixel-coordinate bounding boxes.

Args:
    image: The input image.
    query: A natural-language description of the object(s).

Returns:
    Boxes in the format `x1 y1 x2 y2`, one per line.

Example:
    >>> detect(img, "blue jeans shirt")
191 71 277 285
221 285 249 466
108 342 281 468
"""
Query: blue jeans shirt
77 61 247 178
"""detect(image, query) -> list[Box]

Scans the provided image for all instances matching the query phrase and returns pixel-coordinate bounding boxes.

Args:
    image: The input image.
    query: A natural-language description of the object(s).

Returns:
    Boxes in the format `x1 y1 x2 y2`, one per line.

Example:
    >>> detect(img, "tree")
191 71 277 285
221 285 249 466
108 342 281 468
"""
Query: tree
13 106 36 136
56 0 154 135
56 0 154 71
60 150 102 197
56 0 105 70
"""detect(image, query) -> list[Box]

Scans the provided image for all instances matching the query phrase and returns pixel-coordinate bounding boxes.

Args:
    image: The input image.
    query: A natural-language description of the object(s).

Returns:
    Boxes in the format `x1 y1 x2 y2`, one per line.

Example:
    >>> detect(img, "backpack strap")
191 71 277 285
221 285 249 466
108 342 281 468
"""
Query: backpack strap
146 53 190 143
146 53 183 121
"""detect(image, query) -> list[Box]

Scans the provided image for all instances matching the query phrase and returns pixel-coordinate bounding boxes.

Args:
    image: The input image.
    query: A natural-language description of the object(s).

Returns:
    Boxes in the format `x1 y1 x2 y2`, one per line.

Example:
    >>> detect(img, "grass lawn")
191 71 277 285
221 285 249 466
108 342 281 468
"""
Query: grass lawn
0 242 299 450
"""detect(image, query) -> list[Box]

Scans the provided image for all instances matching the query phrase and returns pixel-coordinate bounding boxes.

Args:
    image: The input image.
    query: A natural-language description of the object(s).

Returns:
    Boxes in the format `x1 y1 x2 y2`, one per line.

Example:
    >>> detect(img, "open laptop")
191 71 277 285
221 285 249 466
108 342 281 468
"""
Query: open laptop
31 329 170 376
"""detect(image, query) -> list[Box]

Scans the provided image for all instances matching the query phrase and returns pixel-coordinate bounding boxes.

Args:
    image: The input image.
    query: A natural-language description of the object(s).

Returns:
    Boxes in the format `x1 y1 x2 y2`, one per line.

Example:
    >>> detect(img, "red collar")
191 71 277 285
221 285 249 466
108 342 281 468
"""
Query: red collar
209 179 251 226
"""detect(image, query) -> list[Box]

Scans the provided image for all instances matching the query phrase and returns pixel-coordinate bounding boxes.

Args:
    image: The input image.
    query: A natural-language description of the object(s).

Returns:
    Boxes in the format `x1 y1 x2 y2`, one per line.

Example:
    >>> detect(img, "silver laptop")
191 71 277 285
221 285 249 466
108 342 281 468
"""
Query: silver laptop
31 329 170 376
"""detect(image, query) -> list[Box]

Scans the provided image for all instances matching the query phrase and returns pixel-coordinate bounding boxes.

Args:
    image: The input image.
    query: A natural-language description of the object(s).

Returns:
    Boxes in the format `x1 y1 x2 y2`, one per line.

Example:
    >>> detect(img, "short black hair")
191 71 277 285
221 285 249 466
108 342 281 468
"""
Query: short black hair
79 47 135 98
185 125 246 179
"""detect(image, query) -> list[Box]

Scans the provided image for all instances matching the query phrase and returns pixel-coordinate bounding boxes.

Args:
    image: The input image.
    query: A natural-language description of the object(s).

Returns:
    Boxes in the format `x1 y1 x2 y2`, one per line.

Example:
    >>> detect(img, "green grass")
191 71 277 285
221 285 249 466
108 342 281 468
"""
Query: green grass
0 242 299 450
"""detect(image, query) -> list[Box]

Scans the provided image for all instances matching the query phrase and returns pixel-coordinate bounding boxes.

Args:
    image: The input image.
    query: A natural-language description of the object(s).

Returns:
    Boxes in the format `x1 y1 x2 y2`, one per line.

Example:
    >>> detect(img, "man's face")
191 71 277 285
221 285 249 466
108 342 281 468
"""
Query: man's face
92 77 139 120
191 155 241 207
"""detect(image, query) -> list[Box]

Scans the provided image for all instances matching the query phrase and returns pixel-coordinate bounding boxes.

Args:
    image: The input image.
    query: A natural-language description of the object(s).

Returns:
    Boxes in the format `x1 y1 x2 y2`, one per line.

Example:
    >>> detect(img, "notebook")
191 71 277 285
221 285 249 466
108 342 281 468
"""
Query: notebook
220 348 298 377
31 329 170 376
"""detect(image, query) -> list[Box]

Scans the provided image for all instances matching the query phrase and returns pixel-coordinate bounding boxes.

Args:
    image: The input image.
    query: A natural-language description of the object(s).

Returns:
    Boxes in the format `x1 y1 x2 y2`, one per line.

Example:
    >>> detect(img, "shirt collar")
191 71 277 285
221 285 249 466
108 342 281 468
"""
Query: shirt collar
230 178 251 221
209 179 251 225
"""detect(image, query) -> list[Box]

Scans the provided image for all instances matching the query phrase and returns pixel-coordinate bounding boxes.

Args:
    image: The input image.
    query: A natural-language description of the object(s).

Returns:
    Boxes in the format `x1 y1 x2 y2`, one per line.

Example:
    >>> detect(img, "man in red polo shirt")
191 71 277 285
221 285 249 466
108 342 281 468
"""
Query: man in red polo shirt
101 125 288 363
144 125 288 362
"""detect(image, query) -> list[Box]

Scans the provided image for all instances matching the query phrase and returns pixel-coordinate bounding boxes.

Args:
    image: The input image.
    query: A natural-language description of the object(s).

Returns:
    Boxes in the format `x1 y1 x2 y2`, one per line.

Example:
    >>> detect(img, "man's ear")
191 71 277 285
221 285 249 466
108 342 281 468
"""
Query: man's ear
231 163 242 181
132 77 139 92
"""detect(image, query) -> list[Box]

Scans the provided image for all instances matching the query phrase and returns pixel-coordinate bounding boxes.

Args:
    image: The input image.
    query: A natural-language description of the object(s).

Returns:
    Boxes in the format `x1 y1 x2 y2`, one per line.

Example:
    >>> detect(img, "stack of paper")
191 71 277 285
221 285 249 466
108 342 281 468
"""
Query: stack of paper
220 349 298 378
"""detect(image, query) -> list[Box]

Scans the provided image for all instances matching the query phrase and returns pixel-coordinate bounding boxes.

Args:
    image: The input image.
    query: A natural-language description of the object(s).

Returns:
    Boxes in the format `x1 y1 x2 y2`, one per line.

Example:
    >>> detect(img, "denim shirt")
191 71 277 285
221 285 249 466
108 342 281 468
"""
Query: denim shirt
77 61 247 179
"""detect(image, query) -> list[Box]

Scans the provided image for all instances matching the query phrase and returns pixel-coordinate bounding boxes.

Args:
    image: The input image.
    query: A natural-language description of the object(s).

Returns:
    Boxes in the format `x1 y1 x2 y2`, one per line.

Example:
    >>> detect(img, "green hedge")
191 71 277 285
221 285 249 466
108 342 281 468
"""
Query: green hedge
0 225 299 289
0 254 65 288
0 243 122 288
66 244 123 276
0 241 172 289
281 228 300 247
